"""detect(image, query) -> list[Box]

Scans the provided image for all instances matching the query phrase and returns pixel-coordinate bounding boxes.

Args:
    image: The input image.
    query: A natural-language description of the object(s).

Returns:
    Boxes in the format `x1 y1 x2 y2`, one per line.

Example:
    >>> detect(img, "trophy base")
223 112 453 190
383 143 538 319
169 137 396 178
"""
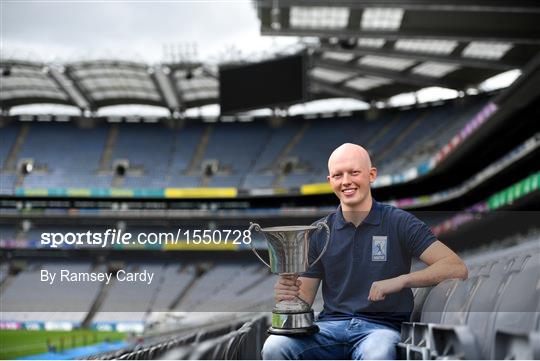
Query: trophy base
268 324 319 335
268 310 318 335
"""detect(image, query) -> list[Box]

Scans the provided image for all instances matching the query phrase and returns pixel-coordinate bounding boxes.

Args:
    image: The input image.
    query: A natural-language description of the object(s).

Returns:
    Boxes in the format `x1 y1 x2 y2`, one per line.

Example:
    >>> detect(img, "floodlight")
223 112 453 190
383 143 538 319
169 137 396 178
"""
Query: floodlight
361 8 404 30
412 62 460 78
290 6 349 29
359 55 415 71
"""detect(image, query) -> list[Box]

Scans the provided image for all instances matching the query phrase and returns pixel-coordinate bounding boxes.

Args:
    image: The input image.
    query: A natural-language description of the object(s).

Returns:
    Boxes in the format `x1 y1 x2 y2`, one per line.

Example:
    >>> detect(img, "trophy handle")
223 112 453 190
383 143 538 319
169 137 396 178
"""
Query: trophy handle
308 221 330 268
248 222 271 269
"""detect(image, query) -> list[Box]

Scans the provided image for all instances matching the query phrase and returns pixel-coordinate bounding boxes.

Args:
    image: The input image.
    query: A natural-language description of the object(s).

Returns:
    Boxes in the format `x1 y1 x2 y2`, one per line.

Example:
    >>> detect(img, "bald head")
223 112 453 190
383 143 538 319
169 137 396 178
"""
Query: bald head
328 143 372 174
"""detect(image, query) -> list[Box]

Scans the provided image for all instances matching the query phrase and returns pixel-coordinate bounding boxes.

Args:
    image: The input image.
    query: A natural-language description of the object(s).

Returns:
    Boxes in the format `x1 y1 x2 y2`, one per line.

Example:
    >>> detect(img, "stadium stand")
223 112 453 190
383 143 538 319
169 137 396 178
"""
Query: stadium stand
1 230 538 359
399 236 540 360
0 94 490 192
379 99 486 175
16 122 111 188
173 263 268 312
181 263 274 312
2 2 539 360
1 262 103 324
83 313 268 360
111 123 175 188
92 264 164 323
0 261 273 322
0 262 10 284
150 264 197 312
202 122 270 174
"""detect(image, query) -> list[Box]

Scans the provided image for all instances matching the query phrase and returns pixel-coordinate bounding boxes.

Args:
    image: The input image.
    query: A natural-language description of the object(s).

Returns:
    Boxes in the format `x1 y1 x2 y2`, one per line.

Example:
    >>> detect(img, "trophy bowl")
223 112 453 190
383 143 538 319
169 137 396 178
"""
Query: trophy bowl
249 222 330 335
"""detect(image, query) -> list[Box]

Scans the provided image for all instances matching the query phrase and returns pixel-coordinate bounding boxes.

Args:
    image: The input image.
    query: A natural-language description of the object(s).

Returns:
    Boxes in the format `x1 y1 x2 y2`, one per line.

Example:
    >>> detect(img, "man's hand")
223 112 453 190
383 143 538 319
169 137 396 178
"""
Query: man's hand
274 275 301 302
368 275 406 301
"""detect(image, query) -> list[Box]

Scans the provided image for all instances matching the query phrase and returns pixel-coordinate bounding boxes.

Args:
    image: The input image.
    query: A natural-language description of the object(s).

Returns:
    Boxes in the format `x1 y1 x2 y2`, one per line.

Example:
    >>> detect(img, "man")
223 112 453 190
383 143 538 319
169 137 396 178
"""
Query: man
262 143 468 360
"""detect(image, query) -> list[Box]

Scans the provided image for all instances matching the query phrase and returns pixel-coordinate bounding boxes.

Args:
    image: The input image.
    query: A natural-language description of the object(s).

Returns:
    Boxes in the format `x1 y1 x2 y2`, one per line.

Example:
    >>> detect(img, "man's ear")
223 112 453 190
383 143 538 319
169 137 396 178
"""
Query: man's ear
327 175 331 183
369 167 377 183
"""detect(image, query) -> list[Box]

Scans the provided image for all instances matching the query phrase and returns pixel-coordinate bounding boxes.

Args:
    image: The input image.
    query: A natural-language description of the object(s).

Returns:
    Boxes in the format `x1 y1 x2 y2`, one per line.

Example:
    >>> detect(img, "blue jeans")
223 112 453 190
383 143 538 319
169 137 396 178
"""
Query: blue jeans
262 318 401 360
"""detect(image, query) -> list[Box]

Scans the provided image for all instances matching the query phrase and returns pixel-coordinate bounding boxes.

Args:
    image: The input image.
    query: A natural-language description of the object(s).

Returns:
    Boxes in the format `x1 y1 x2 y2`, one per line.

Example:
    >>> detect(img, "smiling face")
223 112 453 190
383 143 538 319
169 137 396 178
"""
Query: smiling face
327 143 377 212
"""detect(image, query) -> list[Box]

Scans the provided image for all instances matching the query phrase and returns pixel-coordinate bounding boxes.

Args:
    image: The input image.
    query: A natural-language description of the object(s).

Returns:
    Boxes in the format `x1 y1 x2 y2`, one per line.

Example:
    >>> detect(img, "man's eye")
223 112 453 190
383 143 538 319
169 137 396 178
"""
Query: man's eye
333 175 342 179
352 171 360 175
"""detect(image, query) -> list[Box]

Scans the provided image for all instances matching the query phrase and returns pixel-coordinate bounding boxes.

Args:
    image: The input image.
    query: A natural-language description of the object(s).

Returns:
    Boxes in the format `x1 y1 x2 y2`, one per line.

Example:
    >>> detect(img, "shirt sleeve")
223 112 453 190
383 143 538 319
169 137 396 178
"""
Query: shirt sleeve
399 211 437 258
299 223 325 279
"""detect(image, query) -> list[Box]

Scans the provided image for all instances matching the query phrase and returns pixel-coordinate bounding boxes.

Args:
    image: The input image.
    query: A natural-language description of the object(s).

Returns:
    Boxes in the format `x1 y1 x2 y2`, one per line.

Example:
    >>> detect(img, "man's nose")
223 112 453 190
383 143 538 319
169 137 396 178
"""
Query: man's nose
342 173 351 184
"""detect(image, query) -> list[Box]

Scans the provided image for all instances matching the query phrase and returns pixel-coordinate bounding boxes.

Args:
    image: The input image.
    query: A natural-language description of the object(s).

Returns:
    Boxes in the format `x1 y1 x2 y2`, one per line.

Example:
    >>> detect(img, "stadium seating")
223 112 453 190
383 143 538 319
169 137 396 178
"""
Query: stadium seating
84 234 539 360
149 264 197 311
19 123 108 188
160 315 267 360
0 261 272 324
93 264 164 323
111 124 175 186
202 122 270 174
0 173 17 194
167 122 206 178
0 262 10 284
0 121 19 168
85 313 268 360
0 95 490 192
1 231 538 359
1 262 104 324
174 263 270 312
182 263 274 312
381 99 487 175
398 236 540 360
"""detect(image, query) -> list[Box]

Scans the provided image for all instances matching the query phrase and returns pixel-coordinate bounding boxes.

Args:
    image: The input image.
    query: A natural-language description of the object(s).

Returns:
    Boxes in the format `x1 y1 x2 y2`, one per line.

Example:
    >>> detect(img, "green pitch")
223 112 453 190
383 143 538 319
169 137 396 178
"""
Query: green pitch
0 329 126 359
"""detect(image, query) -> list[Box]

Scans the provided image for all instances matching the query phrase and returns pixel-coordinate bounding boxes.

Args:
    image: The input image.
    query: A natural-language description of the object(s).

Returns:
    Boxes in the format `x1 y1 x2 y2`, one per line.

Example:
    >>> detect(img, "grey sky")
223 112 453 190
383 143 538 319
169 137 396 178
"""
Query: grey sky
1 1 297 63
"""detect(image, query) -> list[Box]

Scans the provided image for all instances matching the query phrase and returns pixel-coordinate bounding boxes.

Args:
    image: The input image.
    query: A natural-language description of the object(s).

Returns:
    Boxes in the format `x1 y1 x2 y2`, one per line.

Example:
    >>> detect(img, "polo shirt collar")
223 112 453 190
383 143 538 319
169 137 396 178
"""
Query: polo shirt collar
363 199 382 226
335 205 349 229
335 199 382 229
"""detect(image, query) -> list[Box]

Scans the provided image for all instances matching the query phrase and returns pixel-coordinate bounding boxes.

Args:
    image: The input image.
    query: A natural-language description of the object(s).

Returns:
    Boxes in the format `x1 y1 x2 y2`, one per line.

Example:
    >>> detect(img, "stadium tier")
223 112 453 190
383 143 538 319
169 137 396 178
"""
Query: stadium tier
0 95 488 194
1 262 103 324
1 233 538 359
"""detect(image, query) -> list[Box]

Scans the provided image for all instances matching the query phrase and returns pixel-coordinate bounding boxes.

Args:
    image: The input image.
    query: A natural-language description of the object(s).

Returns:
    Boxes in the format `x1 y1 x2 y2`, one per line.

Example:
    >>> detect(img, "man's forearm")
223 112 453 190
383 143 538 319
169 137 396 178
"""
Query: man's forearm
298 277 321 306
400 257 468 288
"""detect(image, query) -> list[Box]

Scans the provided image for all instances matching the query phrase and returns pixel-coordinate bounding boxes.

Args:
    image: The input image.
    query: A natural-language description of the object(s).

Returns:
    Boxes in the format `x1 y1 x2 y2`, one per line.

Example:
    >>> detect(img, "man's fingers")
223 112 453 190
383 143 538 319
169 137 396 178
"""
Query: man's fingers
368 282 385 302
275 276 301 302
276 295 296 302
368 284 375 299
275 283 299 291
280 275 301 284
276 289 299 296
279 278 298 286
276 289 298 299
275 278 300 303
278 276 302 287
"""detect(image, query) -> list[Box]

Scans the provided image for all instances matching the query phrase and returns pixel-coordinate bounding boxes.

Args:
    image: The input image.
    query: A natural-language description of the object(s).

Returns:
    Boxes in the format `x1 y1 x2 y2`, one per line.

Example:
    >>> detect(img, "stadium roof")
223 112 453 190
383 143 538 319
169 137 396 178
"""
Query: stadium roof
0 59 218 113
0 60 218 111
1 1 539 113
255 0 540 101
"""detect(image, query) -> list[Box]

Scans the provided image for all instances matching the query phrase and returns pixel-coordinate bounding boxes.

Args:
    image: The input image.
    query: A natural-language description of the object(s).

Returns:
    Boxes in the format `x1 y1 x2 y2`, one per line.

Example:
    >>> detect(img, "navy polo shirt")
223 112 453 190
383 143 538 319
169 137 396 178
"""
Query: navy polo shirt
301 200 437 331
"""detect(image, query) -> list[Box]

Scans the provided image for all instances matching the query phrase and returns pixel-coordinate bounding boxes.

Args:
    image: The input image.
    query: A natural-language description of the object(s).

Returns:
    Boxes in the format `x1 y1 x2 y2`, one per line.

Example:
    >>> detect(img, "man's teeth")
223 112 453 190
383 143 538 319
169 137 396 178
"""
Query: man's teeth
343 189 356 194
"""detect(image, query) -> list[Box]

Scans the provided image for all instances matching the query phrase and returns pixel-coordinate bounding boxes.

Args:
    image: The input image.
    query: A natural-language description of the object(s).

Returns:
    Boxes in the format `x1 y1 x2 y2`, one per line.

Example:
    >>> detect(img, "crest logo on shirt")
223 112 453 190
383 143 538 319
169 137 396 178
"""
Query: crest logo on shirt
372 236 387 261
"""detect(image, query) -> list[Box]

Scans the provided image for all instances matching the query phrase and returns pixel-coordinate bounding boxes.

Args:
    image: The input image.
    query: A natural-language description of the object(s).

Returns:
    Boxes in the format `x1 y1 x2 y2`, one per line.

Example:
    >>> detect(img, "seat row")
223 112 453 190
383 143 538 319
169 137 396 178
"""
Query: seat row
400 240 540 359
86 314 268 360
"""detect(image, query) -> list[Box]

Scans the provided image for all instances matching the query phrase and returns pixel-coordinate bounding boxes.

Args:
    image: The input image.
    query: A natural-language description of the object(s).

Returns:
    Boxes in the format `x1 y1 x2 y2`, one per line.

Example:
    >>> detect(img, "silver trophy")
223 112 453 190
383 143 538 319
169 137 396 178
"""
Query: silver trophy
249 222 330 335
